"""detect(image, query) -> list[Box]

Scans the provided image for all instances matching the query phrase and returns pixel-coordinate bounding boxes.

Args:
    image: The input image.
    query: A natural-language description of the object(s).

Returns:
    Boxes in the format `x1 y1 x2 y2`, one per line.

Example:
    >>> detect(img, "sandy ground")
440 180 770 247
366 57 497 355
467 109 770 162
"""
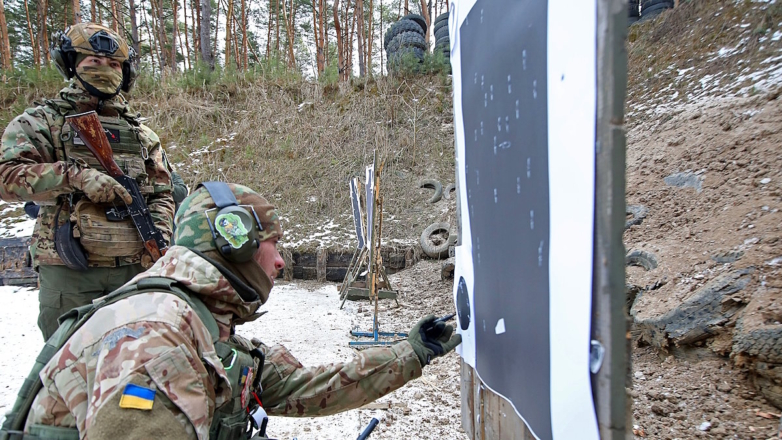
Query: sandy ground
625 90 782 439
0 260 464 440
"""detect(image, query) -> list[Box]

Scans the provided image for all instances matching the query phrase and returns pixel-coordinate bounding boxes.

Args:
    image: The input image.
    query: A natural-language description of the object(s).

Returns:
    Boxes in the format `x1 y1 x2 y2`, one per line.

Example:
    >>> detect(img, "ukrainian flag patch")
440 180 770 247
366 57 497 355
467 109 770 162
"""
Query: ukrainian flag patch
119 383 155 410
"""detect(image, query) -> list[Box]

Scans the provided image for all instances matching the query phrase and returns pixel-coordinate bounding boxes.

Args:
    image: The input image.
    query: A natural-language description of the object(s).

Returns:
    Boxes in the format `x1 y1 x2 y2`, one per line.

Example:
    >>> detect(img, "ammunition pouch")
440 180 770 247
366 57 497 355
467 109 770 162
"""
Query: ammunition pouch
71 199 144 259
209 335 265 440
52 203 88 271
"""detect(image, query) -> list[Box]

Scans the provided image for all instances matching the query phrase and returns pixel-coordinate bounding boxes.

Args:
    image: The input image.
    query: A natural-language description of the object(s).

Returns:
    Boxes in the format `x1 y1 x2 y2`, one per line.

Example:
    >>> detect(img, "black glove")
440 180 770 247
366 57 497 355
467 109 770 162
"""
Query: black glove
408 315 462 366
23 201 39 219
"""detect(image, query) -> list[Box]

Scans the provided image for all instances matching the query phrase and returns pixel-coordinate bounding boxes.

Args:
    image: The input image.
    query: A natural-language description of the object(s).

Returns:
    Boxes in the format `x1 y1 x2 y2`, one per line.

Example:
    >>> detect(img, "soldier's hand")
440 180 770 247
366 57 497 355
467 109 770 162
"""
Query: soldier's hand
407 315 462 367
69 165 133 204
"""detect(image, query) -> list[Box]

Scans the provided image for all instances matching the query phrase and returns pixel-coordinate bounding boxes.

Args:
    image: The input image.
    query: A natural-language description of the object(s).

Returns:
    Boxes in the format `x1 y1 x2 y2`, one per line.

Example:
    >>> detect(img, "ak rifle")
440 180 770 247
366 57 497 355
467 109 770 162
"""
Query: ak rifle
66 111 168 262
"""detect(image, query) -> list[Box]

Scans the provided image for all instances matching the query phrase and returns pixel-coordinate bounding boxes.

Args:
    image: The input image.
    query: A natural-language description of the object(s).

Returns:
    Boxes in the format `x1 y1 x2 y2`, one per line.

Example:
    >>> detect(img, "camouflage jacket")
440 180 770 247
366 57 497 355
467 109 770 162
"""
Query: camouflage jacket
25 246 423 439
0 83 174 267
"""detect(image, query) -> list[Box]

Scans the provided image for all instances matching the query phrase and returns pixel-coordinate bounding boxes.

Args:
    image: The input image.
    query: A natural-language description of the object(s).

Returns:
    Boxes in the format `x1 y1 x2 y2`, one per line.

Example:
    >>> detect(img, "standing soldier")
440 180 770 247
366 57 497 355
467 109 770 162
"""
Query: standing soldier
2 182 460 439
0 23 175 340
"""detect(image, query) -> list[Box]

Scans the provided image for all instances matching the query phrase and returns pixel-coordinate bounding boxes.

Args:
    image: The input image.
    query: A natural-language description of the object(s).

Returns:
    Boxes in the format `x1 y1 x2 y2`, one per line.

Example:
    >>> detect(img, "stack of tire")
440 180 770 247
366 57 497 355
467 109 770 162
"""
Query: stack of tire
384 13 428 72
433 13 450 60
639 0 673 22
628 0 640 26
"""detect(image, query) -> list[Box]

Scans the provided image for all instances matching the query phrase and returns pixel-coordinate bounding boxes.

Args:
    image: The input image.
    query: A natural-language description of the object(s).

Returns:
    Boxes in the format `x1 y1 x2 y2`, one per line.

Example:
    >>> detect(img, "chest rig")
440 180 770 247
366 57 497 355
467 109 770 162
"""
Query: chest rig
44 99 158 265
52 104 152 193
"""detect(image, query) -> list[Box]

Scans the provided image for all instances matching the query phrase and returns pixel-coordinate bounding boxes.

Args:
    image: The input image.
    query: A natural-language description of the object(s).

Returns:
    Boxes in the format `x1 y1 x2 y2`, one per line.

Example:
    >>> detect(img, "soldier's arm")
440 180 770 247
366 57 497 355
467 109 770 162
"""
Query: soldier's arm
171 171 189 204
140 125 175 243
85 320 216 440
259 341 423 417
0 109 74 202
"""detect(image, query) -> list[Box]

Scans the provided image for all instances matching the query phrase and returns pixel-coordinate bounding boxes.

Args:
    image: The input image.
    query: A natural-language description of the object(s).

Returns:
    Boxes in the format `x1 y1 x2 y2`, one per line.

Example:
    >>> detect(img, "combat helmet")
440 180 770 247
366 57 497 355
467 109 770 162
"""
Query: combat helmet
51 22 138 96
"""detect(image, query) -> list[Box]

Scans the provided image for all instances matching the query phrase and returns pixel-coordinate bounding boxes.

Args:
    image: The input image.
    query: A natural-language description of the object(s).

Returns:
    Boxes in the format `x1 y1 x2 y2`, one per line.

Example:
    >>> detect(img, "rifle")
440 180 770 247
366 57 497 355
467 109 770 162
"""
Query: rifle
65 111 168 262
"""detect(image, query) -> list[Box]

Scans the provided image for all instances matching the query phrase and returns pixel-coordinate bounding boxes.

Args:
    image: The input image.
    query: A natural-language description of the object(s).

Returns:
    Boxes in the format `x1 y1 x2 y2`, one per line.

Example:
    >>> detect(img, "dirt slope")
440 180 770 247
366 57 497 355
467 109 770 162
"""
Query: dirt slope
625 1 782 438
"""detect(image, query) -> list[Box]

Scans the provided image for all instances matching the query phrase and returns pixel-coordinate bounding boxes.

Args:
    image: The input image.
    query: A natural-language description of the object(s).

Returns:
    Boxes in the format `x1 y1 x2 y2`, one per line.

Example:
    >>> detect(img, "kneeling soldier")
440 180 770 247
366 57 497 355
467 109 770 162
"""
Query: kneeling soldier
4 182 460 439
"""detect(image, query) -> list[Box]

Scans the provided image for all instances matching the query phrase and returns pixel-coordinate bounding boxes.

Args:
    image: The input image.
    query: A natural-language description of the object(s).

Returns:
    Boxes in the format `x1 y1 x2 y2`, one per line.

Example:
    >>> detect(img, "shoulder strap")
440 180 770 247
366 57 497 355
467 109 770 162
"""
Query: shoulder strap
0 277 219 440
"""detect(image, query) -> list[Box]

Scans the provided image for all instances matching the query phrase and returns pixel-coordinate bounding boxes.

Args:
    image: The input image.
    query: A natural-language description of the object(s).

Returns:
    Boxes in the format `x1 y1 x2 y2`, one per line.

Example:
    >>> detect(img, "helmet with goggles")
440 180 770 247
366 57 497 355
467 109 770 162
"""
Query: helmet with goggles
51 23 138 96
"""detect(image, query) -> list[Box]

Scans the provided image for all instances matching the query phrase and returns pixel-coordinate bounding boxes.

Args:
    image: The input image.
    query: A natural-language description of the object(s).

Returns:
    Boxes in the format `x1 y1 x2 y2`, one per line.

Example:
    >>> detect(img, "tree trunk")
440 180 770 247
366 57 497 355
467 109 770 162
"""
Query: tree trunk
182 0 191 69
231 5 240 68
379 0 383 73
213 0 220 64
366 0 372 74
111 0 119 31
274 0 279 56
311 0 324 74
418 0 429 46
39 0 50 64
224 0 233 67
90 0 96 21
0 0 11 70
356 0 364 77
333 0 343 79
73 0 81 23
266 0 273 59
142 0 159 74
281 0 295 68
24 0 40 68
171 0 179 72
193 0 200 59
152 0 168 73
403 0 407 15
348 0 355 78
128 0 141 56
241 0 247 69
200 0 214 68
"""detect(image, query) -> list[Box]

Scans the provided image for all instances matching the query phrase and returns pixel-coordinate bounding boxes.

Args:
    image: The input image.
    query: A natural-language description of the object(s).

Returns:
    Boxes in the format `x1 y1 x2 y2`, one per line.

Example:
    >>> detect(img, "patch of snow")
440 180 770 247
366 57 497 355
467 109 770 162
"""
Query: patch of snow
0 201 36 238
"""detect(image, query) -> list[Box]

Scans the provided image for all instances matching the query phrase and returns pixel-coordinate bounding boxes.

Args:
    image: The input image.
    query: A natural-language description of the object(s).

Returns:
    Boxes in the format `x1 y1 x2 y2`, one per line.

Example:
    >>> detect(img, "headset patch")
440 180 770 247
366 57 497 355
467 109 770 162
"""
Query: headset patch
215 213 249 249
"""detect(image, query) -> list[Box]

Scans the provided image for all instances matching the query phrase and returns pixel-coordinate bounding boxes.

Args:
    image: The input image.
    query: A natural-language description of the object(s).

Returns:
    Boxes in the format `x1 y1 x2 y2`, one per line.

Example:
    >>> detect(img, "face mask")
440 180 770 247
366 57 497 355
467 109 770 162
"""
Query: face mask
75 65 123 96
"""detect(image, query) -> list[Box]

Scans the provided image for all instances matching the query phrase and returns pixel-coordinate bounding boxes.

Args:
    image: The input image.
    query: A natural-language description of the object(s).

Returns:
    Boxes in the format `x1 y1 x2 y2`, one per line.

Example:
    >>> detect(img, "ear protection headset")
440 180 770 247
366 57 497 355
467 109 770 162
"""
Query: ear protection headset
199 181 264 263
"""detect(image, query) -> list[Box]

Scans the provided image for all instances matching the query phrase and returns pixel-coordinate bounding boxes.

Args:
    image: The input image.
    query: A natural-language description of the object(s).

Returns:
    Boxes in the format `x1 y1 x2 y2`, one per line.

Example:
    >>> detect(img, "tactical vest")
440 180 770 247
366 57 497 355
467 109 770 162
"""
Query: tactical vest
0 277 264 440
45 99 156 264
46 99 153 191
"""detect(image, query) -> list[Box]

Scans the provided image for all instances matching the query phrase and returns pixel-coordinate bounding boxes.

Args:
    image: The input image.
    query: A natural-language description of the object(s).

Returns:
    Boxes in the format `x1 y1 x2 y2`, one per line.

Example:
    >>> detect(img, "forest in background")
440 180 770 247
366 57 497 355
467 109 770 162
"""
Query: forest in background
0 0 449 80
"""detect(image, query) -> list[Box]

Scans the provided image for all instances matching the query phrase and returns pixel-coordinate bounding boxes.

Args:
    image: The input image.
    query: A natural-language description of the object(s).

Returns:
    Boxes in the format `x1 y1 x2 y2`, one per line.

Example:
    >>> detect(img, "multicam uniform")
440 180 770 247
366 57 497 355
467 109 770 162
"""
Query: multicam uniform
0 82 174 339
24 245 423 439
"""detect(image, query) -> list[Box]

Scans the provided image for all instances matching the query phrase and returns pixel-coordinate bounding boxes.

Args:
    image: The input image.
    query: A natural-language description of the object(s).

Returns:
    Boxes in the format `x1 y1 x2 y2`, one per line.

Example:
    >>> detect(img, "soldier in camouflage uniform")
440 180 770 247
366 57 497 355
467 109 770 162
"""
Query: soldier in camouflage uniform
0 23 174 340
21 183 461 439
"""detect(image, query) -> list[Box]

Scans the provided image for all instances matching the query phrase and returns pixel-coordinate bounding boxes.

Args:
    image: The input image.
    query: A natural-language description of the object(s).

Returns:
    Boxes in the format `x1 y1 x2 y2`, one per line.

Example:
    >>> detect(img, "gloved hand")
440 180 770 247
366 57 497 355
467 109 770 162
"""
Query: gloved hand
68 164 132 204
408 315 462 367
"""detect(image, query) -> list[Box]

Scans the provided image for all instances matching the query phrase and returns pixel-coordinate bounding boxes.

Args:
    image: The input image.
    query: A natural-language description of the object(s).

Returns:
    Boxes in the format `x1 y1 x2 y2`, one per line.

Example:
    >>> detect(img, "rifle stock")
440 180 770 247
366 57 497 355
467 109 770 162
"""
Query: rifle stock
65 111 168 261
65 112 124 177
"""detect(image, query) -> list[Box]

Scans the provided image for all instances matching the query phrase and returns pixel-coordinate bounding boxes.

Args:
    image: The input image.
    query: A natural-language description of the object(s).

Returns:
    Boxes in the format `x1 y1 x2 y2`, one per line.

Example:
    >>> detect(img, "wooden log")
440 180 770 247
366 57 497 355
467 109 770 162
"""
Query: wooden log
345 287 397 300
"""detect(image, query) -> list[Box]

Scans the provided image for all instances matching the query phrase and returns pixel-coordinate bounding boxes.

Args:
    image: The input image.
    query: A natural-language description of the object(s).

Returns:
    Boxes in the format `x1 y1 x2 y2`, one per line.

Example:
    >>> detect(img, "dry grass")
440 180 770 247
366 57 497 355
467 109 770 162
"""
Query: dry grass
135 74 457 253
626 0 782 120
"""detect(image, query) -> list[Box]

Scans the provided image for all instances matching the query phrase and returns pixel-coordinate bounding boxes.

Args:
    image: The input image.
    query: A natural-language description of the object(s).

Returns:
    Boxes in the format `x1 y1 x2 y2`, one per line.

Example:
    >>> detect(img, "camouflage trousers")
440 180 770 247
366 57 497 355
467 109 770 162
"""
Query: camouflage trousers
37 264 143 340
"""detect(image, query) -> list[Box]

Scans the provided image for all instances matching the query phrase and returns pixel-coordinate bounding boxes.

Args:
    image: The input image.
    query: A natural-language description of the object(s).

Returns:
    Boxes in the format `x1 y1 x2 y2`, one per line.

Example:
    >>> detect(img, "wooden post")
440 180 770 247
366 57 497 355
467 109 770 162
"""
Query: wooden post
592 0 630 439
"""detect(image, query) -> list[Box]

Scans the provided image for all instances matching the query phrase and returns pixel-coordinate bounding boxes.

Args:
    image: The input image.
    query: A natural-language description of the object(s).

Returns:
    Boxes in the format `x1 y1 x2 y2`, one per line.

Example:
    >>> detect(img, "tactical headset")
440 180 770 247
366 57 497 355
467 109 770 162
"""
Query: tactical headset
199 181 264 263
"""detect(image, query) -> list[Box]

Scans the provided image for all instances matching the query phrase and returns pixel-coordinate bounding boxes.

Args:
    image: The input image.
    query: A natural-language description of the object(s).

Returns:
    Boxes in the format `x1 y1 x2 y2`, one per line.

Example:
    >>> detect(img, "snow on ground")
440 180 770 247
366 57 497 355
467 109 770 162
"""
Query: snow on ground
0 286 43 420
0 201 35 239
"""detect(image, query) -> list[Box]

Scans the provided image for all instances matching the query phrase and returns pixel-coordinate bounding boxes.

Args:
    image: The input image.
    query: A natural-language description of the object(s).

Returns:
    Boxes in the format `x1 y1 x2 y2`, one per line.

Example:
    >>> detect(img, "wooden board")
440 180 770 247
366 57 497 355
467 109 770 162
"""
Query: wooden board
461 360 535 440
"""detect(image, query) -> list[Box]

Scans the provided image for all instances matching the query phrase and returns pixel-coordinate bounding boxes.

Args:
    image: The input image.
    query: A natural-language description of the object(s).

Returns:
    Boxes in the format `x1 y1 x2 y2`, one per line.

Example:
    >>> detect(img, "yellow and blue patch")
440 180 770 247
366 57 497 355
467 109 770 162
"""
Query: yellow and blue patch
118 384 155 410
